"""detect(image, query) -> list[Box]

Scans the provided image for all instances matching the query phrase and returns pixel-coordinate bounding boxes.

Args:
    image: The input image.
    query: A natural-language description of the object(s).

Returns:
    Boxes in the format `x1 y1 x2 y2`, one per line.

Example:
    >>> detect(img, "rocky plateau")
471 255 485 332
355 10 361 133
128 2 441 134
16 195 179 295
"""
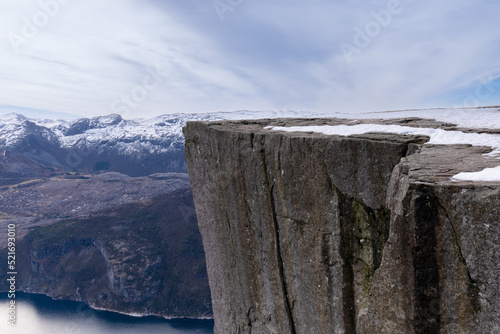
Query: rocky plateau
184 117 500 333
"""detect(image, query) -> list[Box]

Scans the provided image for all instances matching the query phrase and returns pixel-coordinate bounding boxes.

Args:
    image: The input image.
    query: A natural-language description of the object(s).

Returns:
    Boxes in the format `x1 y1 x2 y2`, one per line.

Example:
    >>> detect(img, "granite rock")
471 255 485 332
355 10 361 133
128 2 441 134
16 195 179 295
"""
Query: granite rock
184 118 500 333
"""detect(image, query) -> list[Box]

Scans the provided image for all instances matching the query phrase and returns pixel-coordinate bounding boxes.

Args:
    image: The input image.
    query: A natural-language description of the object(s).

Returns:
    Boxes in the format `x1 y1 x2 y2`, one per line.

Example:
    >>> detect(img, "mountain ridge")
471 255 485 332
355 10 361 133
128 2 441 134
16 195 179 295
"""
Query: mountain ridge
0 111 329 176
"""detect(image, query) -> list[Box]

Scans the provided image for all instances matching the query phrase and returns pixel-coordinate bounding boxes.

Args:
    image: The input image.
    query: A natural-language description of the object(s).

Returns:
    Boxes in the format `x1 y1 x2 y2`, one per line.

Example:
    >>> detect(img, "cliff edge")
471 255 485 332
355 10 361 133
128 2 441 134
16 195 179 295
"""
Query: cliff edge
184 117 500 334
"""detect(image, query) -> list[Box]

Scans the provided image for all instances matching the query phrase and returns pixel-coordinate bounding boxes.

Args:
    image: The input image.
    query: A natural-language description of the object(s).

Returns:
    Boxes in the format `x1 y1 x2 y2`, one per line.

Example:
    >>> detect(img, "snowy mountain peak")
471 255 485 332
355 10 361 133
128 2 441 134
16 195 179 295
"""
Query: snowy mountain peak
57 114 125 137
0 113 28 123
94 114 123 125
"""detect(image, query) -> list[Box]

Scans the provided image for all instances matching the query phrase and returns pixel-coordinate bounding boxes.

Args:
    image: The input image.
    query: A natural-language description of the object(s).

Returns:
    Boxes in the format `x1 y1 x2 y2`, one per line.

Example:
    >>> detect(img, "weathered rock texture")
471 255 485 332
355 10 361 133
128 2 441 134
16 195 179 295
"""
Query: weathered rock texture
184 118 500 334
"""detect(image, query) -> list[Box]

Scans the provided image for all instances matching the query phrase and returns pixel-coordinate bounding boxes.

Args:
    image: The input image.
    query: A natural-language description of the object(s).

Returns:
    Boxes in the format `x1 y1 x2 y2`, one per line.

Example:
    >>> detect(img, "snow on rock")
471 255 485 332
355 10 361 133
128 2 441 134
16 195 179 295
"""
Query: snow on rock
336 107 500 130
266 122 500 182
452 166 500 182
266 124 500 156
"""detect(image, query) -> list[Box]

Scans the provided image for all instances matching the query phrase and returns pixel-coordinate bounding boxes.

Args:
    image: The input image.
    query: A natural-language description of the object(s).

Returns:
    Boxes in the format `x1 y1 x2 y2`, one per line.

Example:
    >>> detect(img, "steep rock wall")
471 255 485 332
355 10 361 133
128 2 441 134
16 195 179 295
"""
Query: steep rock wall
184 118 500 334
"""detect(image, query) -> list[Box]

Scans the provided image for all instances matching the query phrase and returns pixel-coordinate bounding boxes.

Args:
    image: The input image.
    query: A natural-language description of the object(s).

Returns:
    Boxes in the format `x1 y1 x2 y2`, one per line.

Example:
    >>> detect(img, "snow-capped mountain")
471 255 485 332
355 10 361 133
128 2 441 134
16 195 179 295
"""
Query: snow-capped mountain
1 110 328 151
0 110 330 176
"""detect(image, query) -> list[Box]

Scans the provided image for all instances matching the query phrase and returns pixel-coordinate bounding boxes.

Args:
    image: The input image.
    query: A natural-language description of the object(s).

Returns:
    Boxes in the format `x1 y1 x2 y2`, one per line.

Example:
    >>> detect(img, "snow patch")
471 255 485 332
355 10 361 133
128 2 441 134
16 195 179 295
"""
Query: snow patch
334 107 500 130
266 123 500 182
265 124 500 156
452 166 500 182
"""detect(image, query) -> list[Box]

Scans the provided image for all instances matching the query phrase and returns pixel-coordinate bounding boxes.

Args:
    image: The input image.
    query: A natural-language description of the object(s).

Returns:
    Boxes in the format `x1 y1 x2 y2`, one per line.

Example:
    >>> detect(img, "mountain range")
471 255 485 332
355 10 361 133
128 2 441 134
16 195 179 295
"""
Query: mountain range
0 111 327 177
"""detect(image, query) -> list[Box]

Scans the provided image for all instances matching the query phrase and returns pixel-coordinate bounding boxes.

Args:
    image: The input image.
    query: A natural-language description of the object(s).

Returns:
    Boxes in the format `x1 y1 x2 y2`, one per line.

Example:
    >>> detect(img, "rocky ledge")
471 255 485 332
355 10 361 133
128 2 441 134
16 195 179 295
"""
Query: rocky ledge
184 117 500 334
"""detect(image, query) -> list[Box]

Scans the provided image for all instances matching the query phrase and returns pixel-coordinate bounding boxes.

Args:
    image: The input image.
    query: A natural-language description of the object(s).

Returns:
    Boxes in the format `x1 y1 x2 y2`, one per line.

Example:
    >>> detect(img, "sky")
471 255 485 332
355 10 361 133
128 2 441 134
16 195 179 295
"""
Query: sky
0 0 500 119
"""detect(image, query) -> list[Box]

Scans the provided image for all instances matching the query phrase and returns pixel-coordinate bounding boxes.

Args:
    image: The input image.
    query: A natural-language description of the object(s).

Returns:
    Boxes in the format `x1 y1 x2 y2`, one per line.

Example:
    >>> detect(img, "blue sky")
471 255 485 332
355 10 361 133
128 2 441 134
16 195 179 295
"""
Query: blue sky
0 0 499 119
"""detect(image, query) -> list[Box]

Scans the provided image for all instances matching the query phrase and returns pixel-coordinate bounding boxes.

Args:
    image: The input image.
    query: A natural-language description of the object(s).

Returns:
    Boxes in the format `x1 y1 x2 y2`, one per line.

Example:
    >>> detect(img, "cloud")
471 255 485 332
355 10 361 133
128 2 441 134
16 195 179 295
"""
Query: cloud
0 0 499 118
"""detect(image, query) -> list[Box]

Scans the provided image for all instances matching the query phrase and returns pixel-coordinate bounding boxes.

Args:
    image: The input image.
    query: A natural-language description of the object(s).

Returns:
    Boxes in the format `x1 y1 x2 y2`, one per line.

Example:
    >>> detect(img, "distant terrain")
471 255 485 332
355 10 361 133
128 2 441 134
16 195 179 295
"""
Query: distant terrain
0 110 326 318
0 112 220 317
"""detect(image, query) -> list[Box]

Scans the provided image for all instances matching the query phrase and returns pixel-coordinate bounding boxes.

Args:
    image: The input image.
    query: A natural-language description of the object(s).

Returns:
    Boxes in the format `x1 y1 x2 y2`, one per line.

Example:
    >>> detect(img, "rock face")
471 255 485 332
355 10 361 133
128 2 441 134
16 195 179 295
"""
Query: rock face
184 118 500 333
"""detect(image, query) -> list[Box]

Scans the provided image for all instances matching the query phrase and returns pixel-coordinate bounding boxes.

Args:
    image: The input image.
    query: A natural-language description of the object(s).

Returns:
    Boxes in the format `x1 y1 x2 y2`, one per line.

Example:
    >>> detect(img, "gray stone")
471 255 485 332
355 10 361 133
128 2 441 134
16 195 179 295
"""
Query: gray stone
184 118 500 334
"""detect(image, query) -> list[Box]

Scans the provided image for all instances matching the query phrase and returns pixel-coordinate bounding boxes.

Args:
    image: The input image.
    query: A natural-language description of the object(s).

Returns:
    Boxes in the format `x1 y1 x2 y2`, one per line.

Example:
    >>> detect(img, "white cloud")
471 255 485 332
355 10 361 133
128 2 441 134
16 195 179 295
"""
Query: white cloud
0 0 499 118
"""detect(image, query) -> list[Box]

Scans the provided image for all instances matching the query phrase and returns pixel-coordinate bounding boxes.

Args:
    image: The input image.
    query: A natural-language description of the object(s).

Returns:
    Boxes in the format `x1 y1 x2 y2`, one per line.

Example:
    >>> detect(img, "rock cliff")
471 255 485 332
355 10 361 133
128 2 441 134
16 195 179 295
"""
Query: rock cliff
184 118 500 333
